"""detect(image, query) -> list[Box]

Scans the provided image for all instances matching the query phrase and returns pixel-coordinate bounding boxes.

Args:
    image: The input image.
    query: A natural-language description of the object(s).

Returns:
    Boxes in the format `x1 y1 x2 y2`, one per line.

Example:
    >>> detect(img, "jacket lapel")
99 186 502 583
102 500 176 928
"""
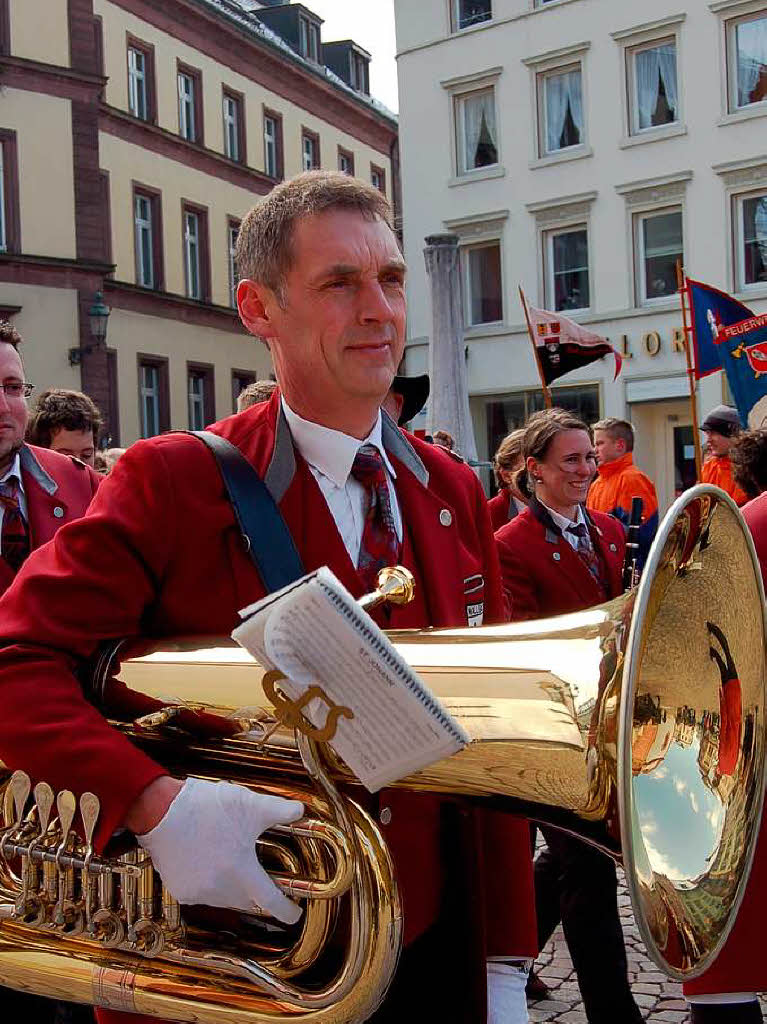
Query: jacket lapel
20 447 64 549
529 497 604 606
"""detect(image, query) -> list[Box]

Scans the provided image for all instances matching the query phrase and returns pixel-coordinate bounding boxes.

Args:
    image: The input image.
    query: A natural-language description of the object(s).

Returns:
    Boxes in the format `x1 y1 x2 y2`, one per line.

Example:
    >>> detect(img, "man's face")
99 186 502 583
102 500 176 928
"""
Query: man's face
0 345 28 472
593 429 625 466
49 427 96 467
704 429 733 457
239 209 406 433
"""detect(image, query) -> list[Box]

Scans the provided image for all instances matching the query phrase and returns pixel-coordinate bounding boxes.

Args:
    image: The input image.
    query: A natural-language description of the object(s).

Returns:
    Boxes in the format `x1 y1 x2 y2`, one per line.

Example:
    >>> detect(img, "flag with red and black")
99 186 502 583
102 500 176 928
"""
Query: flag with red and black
527 304 622 385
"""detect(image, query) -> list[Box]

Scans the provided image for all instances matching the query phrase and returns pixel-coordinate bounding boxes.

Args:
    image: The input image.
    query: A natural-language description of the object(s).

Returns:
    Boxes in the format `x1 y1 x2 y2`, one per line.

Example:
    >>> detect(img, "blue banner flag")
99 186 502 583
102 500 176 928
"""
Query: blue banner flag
686 278 753 378
714 312 767 428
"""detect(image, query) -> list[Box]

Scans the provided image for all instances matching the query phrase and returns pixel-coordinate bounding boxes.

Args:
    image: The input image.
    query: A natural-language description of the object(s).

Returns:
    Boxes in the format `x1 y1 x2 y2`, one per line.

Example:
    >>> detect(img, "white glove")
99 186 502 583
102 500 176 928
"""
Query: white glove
136 777 304 924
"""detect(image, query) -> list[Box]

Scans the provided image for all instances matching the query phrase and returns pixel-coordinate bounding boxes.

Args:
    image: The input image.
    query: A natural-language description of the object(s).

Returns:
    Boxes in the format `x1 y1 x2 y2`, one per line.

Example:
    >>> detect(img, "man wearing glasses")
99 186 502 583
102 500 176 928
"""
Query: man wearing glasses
0 321 100 600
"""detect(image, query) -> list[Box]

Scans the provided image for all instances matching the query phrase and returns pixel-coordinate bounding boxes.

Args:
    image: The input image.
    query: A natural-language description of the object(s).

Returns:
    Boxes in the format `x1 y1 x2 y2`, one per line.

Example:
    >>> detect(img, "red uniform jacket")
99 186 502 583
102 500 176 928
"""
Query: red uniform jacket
0 443 100 597
683 491 767 995
495 501 625 620
0 393 535 1020
487 489 523 532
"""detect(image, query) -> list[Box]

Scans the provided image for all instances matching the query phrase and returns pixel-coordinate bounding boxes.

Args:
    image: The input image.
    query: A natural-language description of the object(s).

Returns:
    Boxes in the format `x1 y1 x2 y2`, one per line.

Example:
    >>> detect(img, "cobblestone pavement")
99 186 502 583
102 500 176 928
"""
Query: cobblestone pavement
527 868 767 1023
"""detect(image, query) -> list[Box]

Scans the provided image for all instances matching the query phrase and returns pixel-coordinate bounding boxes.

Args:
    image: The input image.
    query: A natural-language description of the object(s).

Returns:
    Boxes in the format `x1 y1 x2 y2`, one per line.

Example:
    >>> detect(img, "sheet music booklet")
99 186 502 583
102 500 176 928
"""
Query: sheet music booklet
233 567 469 792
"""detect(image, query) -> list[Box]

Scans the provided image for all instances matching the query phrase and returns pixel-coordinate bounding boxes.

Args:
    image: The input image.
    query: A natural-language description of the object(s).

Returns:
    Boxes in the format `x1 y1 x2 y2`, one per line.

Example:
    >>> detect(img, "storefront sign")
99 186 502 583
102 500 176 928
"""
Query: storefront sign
610 326 687 360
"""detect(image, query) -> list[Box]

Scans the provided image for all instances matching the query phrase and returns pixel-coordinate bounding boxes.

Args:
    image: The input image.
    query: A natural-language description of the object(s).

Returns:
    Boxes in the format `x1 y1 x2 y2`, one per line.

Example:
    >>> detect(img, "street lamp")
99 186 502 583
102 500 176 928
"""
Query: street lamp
69 290 111 365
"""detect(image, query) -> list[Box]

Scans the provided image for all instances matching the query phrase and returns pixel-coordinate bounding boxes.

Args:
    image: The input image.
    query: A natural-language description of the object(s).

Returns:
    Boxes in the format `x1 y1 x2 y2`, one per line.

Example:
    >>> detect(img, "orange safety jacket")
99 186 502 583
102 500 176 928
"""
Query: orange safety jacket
701 454 747 506
587 452 659 569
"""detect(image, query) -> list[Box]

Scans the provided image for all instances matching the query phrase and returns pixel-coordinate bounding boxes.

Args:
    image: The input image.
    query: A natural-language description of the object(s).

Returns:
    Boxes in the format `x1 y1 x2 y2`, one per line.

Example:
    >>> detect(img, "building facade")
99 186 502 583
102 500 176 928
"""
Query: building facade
0 0 397 444
394 0 767 510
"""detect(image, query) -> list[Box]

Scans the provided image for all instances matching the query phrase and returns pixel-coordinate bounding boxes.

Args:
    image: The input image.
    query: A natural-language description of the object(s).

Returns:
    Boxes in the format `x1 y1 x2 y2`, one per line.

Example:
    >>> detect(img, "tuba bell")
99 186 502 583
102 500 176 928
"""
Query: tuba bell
0 484 763 1021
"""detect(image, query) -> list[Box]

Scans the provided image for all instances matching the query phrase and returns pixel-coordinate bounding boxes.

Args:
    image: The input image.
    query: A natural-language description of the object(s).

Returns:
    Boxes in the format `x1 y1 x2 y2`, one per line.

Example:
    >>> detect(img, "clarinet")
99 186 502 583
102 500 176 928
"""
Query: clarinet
622 496 644 591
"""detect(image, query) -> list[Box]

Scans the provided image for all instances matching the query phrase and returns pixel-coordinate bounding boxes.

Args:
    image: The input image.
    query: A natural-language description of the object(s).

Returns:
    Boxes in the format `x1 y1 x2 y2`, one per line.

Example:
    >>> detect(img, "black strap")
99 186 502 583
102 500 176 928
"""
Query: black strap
190 430 305 593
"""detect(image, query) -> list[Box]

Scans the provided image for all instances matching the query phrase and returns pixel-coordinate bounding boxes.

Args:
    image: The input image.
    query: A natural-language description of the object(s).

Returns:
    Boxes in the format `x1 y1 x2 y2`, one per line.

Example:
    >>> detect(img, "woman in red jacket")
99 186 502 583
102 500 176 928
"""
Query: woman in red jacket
495 408 641 1024
487 428 527 532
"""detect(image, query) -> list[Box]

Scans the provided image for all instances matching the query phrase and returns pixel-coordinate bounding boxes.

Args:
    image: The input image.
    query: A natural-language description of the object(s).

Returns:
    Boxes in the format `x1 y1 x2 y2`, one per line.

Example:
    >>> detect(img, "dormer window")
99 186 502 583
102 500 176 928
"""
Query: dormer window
350 51 370 95
299 16 321 62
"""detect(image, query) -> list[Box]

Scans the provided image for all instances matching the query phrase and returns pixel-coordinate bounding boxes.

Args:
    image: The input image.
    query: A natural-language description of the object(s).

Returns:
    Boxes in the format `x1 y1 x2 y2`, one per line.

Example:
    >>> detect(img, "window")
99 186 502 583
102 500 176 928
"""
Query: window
127 38 154 122
455 88 498 173
228 218 240 309
302 130 320 171
222 89 244 162
728 13 767 111
299 16 321 62
737 193 767 288
635 208 683 304
350 53 370 94
263 109 283 178
630 40 678 133
338 147 354 175
138 356 169 438
486 384 600 465
133 187 162 290
540 65 584 154
452 0 492 31
371 165 386 193
177 64 202 143
232 370 256 412
182 204 210 302
546 227 589 311
463 243 503 326
0 129 20 254
187 363 215 430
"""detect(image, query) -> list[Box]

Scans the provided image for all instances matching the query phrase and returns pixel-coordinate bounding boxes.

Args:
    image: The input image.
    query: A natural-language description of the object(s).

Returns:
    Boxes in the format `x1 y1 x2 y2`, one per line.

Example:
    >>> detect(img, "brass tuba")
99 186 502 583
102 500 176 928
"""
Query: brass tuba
0 484 764 1021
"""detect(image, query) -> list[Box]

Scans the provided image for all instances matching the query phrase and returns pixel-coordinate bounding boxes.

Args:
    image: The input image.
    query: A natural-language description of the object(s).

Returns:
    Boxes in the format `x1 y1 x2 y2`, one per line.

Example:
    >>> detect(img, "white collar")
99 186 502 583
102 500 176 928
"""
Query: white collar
540 499 586 535
281 398 397 487
0 452 23 491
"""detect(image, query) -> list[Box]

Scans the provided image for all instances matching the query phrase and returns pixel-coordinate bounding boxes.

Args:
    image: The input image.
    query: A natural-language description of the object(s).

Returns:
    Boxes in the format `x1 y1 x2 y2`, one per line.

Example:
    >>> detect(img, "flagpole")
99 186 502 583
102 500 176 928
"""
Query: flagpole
519 286 552 409
676 259 703 482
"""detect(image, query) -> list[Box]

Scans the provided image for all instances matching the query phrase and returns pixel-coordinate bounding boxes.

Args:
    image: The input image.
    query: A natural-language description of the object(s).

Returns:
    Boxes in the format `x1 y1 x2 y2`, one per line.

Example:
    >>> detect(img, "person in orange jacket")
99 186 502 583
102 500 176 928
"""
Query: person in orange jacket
587 418 658 570
700 405 748 506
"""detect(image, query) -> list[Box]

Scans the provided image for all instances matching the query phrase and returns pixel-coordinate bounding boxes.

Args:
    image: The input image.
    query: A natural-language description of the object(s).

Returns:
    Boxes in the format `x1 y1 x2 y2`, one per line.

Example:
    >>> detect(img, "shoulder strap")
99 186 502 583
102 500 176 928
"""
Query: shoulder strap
190 430 305 593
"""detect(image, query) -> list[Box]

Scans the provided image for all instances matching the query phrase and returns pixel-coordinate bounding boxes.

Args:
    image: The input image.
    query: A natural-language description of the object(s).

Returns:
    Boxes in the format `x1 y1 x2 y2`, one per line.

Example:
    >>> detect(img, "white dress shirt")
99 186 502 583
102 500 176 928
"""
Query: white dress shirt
539 500 588 552
0 453 26 555
281 399 403 567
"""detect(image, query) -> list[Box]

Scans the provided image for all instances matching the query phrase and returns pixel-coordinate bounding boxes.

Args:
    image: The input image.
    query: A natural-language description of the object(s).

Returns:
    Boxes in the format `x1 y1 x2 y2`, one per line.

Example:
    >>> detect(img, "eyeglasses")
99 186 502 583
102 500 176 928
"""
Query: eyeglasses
0 383 34 398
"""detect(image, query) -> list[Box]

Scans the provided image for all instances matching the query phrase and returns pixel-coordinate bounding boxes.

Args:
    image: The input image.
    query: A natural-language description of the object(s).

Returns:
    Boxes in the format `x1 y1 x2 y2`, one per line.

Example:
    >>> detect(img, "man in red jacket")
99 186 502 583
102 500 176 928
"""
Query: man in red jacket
0 173 535 1023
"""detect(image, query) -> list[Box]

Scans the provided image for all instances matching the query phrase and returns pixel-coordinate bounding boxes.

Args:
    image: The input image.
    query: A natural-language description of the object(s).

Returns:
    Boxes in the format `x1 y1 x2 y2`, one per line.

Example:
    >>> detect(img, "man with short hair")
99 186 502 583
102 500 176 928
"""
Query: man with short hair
700 404 747 506
0 174 535 1024
236 378 277 412
587 417 659 570
26 387 103 467
0 323 100 600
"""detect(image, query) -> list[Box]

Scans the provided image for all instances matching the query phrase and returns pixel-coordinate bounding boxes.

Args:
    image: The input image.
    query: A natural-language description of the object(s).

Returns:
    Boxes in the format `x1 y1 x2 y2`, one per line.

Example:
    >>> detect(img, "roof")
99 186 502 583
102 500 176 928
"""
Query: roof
191 0 397 125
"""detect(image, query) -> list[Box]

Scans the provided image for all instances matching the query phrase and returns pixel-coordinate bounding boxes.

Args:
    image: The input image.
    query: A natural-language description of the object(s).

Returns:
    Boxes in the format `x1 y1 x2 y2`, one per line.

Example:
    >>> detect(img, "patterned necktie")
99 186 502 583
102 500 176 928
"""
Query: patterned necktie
567 522 604 589
0 477 30 573
350 444 401 592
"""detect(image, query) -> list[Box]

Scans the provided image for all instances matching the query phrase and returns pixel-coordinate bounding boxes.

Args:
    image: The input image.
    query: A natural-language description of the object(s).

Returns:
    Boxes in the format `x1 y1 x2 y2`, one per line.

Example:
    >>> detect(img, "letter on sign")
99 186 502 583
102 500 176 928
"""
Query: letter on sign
643 331 661 357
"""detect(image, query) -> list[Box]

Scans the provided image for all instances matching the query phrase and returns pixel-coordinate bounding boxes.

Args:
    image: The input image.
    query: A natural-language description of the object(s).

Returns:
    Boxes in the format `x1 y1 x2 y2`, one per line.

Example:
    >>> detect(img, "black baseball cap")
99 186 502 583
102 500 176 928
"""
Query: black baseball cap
390 374 430 426
701 404 742 437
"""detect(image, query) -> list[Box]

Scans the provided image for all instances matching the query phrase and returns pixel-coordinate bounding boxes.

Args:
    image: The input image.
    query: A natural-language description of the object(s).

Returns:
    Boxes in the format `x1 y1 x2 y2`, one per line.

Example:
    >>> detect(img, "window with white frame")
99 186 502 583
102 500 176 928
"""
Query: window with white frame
128 47 147 120
140 363 160 437
178 72 196 141
299 17 320 62
728 13 767 111
302 131 319 171
452 0 491 31
455 87 498 174
463 243 503 325
184 210 201 299
338 149 354 175
188 372 206 430
737 192 767 288
264 114 279 177
546 227 589 311
540 65 584 155
228 220 239 308
0 145 5 253
350 52 369 94
134 193 154 288
223 94 240 161
629 39 678 133
371 165 386 192
635 208 683 303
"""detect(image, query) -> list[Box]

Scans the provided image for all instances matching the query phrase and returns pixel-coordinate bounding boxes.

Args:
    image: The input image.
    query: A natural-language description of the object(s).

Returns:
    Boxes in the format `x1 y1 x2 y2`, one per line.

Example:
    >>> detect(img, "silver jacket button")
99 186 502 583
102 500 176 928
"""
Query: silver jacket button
439 509 453 527
53 506 65 519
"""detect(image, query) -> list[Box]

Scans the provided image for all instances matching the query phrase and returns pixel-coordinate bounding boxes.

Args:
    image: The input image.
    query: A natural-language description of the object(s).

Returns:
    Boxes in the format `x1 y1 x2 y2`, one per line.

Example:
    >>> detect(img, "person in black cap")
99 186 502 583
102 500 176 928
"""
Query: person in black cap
382 373 430 427
701 405 747 505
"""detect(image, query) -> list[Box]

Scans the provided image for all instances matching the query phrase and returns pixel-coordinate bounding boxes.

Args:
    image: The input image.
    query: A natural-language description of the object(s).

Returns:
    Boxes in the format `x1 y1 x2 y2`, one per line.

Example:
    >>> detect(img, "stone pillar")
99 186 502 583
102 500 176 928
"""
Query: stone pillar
423 234 478 464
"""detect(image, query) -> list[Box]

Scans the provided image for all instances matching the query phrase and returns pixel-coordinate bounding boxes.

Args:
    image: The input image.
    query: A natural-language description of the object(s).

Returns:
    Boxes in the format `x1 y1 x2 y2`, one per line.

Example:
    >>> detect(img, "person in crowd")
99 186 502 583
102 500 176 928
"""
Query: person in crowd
26 387 103 468
381 372 429 427
700 405 747 505
101 447 126 474
495 408 642 1024
681 485 767 1022
729 428 767 502
587 417 658 570
236 378 278 412
487 428 527 531
0 173 536 1024
432 428 455 450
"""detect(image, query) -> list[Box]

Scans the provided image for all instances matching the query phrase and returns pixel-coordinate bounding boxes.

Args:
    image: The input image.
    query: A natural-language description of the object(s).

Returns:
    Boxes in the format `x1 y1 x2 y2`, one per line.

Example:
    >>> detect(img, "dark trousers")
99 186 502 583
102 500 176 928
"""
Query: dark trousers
690 1004 763 1023
535 826 642 1024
